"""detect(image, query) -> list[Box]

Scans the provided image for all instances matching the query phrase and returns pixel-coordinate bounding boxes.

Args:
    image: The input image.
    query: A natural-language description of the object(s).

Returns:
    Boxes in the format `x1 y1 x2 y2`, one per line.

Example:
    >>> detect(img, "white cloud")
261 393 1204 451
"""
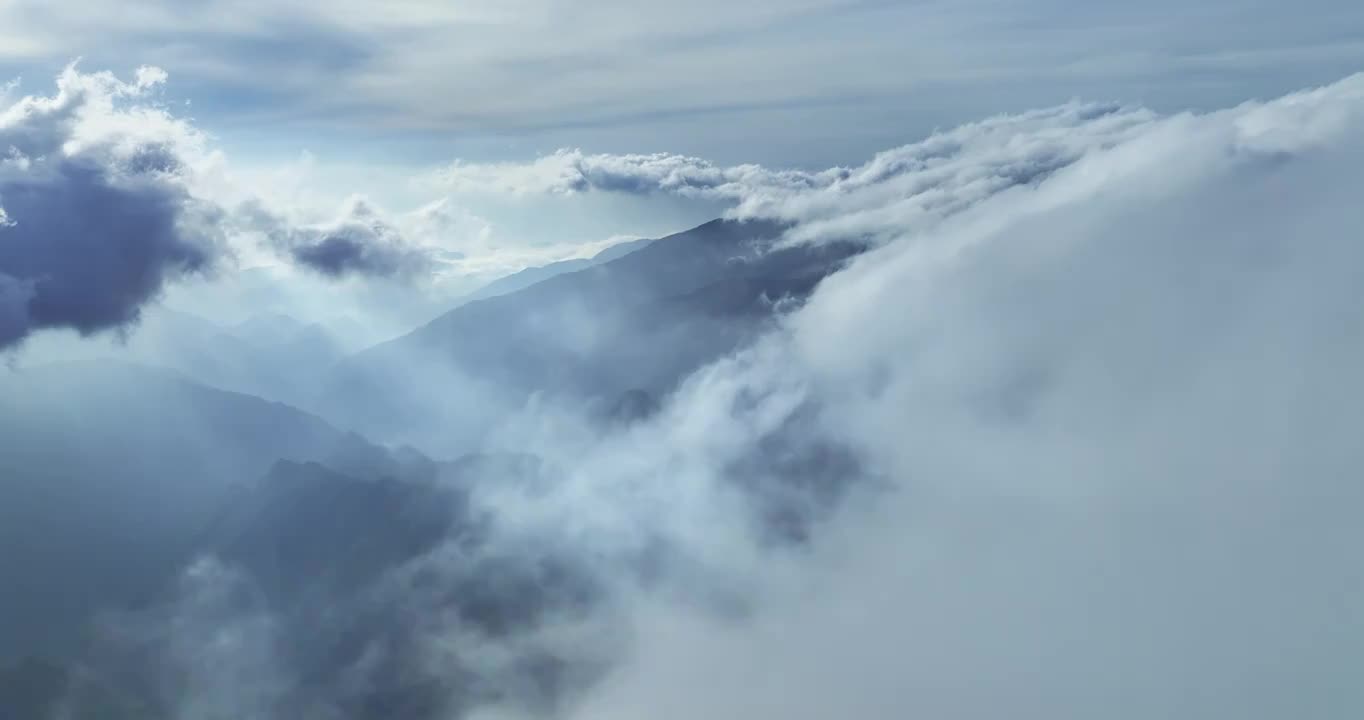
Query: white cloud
433 100 1159 249
432 149 842 197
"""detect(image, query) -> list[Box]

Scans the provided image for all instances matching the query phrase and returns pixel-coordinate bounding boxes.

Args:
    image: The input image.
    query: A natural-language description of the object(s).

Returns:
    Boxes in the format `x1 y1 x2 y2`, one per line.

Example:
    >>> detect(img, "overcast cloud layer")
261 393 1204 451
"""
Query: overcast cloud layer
3 0 1363 167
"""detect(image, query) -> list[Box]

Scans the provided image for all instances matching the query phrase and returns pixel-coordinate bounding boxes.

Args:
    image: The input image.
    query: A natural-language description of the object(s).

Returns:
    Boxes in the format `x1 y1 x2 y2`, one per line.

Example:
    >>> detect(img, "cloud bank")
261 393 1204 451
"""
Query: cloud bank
433 101 1158 247
92 68 1320 719
550 72 1364 719
391 72 1364 718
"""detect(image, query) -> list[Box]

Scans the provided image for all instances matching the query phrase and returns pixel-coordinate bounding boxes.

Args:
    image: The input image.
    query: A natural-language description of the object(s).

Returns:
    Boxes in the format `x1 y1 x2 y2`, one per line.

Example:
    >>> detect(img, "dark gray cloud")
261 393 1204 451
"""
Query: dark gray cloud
291 234 390 278
0 159 219 341
0 66 223 349
251 196 434 280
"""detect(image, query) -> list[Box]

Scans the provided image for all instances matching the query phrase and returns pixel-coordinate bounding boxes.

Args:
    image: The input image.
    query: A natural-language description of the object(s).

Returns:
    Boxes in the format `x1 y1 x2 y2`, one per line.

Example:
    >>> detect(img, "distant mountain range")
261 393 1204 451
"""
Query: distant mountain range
318 219 863 455
0 217 867 719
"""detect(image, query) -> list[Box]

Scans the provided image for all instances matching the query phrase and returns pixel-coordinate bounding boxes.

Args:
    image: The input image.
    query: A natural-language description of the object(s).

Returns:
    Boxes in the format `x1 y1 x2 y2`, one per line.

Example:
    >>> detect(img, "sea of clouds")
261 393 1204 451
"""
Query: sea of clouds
5 66 1364 718
467 73 1364 719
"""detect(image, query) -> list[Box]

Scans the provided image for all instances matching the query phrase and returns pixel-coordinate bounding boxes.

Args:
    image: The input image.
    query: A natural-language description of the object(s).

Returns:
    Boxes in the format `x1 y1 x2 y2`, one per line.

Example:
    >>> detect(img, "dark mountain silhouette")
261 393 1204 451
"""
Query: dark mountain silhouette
19 424 857 719
198 456 604 719
318 219 864 454
0 361 396 661
43 454 609 720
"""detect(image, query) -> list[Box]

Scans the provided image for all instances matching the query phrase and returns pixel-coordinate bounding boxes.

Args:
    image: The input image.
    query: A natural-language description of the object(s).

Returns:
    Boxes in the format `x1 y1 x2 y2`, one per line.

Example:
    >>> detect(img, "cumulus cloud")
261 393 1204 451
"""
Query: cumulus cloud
0 64 224 349
0 64 516 350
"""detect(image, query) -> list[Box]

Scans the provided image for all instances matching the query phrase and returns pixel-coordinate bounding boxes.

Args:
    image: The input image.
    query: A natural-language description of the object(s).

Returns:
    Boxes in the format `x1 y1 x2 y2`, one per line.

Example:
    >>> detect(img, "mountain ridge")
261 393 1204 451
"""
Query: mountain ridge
316 218 863 454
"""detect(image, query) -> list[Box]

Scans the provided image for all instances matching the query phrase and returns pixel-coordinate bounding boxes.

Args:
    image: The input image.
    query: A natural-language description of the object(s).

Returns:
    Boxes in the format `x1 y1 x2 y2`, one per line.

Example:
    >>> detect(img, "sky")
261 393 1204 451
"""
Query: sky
4 0 1364 169
3 0 1363 349
0 2 1361 304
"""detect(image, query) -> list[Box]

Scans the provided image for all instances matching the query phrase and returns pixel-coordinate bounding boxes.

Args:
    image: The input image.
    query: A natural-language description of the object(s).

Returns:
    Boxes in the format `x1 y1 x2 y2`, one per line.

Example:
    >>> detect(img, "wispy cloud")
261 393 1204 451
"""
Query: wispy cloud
431 100 1158 246
2 0 1360 158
